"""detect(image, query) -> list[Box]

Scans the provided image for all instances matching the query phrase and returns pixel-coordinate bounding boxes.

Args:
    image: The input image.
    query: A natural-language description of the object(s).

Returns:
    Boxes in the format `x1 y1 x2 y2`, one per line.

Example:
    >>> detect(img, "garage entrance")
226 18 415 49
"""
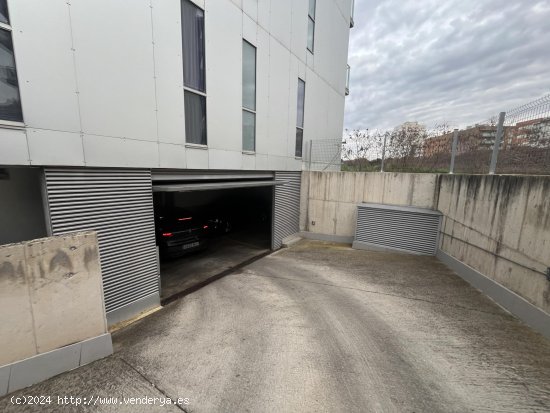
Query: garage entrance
41 168 300 324
152 171 279 302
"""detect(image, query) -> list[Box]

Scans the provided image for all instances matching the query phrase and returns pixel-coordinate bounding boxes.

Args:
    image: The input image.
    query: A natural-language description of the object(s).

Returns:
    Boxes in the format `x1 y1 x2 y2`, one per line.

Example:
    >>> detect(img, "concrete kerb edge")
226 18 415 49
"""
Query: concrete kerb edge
352 240 429 255
299 232 354 244
436 249 550 340
106 293 161 327
1 333 113 397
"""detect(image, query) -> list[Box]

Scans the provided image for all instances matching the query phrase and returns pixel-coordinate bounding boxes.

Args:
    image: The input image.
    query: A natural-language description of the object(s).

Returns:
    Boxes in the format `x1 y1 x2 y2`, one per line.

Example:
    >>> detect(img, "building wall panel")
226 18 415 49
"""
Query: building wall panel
152 0 186 145
70 0 158 142
205 0 242 152
267 38 291 157
159 143 187 168
290 0 308 63
255 27 270 156
0 129 29 165
10 0 81 133
2 0 351 171
269 0 292 50
27 130 84 166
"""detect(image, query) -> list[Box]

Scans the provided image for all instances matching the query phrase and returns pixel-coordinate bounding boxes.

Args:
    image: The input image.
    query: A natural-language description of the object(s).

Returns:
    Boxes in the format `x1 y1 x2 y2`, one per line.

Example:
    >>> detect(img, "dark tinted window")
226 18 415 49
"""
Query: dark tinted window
307 17 315 52
242 40 256 111
308 0 316 19
295 128 303 157
181 0 205 92
0 30 23 122
0 0 8 25
242 110 255 151
184 91 207 145
296 79 305 128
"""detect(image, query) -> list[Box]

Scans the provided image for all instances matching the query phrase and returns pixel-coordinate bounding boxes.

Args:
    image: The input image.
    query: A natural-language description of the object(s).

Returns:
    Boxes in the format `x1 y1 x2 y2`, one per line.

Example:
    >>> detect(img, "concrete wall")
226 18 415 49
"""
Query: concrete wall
1 0 351 171
0 231 107 366
300 172 440 237
438 175 550 314
301 171 550 315
0 168 47 245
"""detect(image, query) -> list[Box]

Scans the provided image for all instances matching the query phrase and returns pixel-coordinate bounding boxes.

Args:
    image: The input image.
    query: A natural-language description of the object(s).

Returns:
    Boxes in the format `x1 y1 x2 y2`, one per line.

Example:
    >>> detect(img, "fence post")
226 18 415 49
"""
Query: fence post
380 133 387 172
449 128 459 174
489 112 506 175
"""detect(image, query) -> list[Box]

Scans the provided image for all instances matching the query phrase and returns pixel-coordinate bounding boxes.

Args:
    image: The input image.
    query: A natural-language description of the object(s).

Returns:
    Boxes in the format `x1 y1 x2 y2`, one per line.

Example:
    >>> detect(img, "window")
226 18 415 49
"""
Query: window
0 0 23 123
242 40 256 152
307 0 316 53
181 0 206 145
295 79 305 157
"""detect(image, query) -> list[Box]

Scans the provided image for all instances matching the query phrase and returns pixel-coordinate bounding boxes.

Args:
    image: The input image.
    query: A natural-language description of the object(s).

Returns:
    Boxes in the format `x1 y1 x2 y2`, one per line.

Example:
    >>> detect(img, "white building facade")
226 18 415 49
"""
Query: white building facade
0 0 352 323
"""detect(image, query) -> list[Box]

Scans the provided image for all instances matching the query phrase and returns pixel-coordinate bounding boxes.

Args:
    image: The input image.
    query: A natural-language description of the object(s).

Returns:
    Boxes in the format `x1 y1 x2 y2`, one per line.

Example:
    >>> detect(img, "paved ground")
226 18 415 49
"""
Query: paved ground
2 240 550 412
160 233 269 300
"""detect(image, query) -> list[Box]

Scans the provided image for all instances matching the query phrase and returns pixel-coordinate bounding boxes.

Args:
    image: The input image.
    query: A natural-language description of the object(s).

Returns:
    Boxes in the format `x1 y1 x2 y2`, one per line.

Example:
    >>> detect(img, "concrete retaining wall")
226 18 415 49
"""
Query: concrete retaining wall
300 172 440 237
438 175 550 315
301 171 550 316
0 231 111 394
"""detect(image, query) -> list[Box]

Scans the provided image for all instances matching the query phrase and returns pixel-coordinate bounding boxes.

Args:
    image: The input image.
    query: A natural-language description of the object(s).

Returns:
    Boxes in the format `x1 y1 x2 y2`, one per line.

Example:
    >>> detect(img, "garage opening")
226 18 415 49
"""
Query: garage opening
152 173 276 302
0 167 48 245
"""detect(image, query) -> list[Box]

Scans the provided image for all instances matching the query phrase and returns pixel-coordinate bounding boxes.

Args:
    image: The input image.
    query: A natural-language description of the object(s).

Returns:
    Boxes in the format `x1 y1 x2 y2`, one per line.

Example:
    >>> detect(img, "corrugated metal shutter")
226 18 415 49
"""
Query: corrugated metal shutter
272 171 301 249
354 203 442 255
43 168 159 313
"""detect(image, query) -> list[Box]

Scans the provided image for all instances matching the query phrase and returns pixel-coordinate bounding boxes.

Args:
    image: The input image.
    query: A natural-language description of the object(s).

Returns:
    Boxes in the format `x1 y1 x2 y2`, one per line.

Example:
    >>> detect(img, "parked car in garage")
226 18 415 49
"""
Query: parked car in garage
155 208 234 258
155 209 210 258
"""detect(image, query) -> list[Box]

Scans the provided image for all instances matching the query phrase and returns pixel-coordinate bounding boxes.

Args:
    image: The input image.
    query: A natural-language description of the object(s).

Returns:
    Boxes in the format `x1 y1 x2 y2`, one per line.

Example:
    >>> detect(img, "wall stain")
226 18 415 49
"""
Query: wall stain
84 247 98 271
0 261 26 284
49 250 74 276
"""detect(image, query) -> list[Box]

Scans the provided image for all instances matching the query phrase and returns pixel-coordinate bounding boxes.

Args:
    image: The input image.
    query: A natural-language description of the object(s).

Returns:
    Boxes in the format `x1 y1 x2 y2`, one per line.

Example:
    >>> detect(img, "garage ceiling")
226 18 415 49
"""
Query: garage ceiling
152 180 283 192
152 171 274 182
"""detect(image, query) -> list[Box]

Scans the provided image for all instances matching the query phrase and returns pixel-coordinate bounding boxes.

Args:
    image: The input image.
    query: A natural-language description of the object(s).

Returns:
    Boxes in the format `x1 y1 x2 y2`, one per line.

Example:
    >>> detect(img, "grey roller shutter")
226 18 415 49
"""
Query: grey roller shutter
43 168 159 313
272 171 301 249
354 203 442 255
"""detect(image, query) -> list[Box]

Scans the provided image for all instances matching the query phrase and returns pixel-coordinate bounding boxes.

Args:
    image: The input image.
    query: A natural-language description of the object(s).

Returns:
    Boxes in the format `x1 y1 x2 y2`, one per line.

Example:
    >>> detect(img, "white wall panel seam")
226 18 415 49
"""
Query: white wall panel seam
240 3 347 98
66 2 86 165
149 0 161 167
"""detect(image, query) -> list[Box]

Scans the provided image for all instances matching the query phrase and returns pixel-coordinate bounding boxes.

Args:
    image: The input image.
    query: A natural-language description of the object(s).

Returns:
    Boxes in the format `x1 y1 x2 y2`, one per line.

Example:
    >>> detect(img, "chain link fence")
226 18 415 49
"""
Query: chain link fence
497 95 550 174
306 93 550 175
304 138 342 171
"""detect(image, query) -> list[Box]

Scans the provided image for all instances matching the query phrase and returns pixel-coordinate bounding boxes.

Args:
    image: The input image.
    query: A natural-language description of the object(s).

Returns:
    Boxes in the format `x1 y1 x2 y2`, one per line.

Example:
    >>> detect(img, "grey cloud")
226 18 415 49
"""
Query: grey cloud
345 0 550 131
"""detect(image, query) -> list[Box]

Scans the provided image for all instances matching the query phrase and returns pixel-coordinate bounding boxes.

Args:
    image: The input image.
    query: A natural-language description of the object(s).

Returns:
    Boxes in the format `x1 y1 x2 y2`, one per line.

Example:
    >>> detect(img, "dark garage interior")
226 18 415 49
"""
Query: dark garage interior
153 185 273 301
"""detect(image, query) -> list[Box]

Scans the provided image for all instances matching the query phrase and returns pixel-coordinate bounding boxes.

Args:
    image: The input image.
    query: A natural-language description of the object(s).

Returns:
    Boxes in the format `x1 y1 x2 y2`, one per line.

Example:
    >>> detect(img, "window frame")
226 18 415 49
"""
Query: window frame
0 0 24 127
242 39 256 153
295 78 306 158
307 0 316 53
181 0 207 146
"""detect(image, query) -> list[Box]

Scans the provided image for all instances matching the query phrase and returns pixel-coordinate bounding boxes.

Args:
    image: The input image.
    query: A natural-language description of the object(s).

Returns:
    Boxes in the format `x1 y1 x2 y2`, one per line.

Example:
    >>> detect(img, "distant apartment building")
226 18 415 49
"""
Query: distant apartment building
422 124 498 156
506 117 550 147
0 0 353 324
423 117 550 157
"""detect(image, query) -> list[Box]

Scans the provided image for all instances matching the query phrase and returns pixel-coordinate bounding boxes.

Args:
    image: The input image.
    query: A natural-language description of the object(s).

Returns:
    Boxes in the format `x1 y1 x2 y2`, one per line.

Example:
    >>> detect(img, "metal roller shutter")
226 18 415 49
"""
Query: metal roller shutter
353 203 442 255
272 171 301 249
43 168 159 314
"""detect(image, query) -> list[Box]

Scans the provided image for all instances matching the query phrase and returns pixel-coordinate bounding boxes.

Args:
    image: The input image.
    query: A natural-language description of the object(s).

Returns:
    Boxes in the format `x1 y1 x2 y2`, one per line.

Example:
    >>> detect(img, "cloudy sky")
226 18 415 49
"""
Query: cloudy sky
344 0 550 131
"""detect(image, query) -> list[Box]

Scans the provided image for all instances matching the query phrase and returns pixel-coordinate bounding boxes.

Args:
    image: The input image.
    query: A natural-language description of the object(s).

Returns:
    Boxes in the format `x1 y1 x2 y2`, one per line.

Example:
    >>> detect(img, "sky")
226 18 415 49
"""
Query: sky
344 0 550 131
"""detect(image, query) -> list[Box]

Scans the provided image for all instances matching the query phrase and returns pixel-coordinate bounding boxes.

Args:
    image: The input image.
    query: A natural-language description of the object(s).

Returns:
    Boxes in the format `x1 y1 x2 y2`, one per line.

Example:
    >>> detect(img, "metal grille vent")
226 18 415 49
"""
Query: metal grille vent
354 203 442 255
44 168 158 313
272 171 301 249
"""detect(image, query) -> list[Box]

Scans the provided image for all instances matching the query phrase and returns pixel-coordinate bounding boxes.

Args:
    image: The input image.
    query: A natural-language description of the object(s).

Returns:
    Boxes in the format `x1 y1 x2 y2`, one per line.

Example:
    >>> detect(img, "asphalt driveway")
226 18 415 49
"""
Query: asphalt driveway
2 240 550 412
